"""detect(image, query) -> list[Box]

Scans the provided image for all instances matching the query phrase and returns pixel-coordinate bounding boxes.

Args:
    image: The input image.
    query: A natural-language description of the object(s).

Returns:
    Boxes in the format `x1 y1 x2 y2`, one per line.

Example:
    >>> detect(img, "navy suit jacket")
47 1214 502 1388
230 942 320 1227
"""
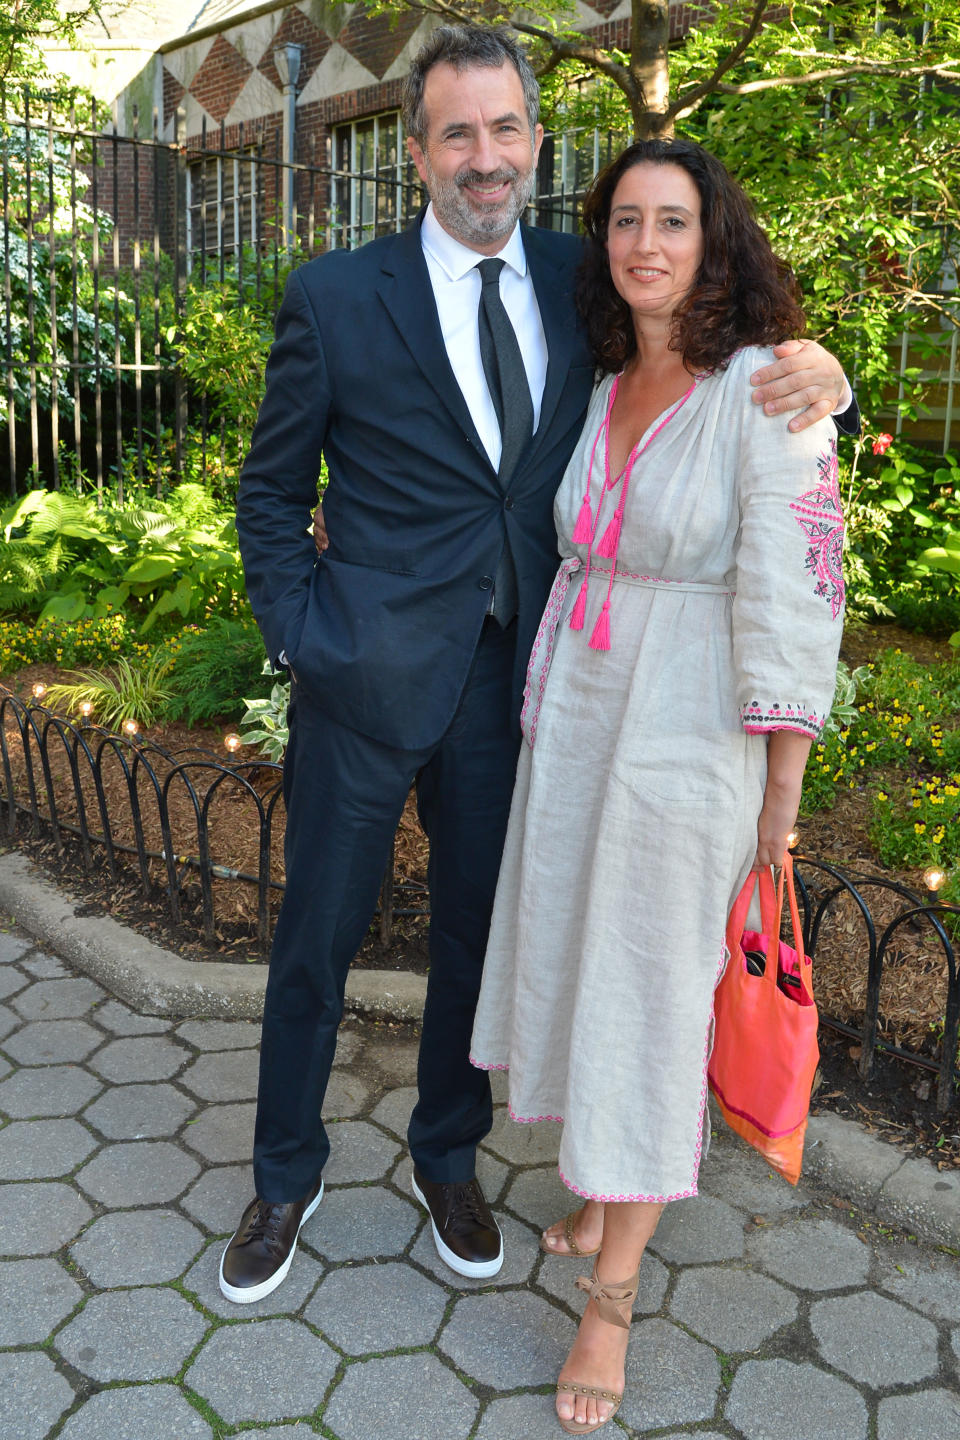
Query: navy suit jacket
236 217 596 751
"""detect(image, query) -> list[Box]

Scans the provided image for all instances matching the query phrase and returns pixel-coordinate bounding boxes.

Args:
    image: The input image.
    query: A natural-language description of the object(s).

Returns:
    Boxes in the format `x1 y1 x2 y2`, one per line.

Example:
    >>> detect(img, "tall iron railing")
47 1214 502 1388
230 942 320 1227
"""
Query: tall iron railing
0 93 584 499
2 687 958 1111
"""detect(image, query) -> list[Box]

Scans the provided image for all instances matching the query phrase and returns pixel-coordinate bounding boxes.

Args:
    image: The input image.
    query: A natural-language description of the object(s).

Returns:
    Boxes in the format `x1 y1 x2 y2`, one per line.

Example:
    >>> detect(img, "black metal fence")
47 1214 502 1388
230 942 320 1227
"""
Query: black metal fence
3 686 959 1112
1 95 587 499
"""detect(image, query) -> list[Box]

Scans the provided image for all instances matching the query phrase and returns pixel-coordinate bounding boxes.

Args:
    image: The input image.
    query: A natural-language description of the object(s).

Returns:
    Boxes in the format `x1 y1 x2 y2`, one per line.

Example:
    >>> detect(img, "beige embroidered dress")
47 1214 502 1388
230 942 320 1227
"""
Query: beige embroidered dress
470 346 844 1203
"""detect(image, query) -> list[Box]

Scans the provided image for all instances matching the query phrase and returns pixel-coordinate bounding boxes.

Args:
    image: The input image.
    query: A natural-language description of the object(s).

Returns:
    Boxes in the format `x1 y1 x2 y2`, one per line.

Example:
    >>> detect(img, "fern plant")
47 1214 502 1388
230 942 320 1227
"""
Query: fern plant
162 617 270 725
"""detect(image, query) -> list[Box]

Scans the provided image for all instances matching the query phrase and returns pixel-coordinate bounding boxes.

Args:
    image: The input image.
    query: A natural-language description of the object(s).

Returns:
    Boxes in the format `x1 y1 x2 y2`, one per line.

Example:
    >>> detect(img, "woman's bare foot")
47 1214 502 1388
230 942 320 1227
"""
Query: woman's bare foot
541 1200 605 1257
555 1267 631 1430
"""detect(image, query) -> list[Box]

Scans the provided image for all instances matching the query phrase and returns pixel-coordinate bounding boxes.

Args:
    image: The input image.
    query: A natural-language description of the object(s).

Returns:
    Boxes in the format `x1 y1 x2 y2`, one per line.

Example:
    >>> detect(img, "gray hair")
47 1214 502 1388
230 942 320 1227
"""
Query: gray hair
402 25 540 145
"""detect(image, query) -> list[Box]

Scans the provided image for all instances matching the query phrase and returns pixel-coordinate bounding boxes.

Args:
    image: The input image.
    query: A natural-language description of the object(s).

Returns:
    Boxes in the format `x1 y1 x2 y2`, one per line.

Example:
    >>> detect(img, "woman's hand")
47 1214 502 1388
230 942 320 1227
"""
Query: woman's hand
752 730 812 870
312 503 328 555
750 340 849 433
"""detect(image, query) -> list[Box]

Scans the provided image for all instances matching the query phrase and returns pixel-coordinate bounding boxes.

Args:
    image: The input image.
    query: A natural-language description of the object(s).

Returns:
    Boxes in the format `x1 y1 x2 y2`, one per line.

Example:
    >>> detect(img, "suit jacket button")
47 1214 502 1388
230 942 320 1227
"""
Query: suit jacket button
479 575 493 590
504 496 514 510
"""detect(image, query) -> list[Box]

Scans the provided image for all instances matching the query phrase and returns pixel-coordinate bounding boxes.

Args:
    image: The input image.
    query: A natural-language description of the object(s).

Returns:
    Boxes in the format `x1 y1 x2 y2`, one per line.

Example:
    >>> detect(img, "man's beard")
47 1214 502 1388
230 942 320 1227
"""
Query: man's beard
423 158 536 248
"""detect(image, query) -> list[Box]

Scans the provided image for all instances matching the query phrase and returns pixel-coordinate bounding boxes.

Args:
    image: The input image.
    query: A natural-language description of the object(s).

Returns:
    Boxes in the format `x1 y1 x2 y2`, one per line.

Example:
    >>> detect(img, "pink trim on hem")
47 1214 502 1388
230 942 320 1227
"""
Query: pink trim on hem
558 1167 697 1206
509 1102 563 1124
469 1054 509 1072
743 720 822 739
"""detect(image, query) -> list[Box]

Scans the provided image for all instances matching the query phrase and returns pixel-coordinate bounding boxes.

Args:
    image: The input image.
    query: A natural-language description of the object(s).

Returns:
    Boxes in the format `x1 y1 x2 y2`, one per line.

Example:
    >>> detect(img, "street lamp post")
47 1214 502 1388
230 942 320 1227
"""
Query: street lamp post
273 43 303 252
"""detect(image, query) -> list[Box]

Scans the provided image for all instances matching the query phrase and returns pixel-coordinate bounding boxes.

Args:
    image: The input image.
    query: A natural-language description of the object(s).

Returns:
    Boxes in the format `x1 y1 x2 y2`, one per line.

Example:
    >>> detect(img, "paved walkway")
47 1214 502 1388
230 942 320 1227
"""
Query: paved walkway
1 923 959 1439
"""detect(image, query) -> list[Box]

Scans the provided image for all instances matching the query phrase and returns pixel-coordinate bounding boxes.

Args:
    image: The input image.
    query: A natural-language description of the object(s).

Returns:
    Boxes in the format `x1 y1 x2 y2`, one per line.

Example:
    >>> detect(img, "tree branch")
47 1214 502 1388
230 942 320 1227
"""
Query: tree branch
661 0 768 122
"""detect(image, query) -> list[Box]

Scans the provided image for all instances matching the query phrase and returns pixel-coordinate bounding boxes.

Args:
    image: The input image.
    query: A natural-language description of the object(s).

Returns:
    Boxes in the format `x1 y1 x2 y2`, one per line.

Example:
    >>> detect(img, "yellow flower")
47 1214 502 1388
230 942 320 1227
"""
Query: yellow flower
914 823 926 834
877 791 888 801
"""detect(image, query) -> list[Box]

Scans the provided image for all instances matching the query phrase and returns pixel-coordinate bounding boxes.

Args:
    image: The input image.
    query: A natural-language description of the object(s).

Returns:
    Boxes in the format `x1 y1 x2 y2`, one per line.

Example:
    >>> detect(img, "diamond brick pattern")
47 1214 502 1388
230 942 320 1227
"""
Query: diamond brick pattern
256 7 331 94
162 67 187 130
188 34 253 123
0 919 956 1437
336 9 422 82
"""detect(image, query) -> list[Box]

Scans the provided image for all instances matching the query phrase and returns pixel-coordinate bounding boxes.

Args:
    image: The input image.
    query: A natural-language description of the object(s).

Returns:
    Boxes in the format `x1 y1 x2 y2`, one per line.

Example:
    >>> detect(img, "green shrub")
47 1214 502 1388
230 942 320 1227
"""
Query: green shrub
162 618 270 726
41 654 175 729
0 613 152 675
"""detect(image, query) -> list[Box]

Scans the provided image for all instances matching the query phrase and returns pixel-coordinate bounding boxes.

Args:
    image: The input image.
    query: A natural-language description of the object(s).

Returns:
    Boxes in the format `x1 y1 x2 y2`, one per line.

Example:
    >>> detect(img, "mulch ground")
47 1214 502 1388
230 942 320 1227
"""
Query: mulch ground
3 622 959 1168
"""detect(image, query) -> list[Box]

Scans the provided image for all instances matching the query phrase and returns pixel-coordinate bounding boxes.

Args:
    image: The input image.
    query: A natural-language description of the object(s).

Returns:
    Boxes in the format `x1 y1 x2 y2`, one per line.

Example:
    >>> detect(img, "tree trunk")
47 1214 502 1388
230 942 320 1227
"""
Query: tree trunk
630 0 672 139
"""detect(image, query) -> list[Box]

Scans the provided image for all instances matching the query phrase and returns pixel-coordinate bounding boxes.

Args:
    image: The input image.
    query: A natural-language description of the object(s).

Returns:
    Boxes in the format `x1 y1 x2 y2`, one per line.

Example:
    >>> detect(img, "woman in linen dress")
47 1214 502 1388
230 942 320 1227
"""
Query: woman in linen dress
469 138 844 1434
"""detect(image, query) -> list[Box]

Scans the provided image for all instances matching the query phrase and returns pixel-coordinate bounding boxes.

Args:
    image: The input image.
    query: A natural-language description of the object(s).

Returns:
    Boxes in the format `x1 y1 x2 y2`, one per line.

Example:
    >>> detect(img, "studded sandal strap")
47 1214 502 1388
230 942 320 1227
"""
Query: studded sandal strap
564 1211 588 1256
574 1265 639 1330
556 1380 623 1405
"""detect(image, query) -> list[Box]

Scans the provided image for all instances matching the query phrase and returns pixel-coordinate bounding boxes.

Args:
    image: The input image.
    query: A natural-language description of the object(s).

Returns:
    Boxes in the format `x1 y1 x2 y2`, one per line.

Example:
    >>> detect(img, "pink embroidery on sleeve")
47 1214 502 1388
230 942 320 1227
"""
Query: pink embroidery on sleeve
789 439 845 618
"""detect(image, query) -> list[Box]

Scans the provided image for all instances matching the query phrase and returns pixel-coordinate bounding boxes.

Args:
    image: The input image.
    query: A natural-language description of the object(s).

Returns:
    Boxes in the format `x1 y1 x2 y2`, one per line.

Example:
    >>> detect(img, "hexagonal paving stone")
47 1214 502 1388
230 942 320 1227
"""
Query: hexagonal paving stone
324 1069 371 1119
0 1063 102 1118
3 1018 102 1065
619 1318 720 1431
0 1258 83 1344
475 1394 567 1440
537 1248 669 1318
176 1018 260 1049
878 1389 960 1440
0 1117 97 1179
322 1121 402 1184
303 1184 419 1263
811 1291 939 1388
698 1138 811 1215
747 1215 871 1291
367 1034 418 1083
76 1140 201 1207
181 1101 255 1163
441 1290 576 1390
306 1260 446 1353
0 1004 16 1042
58 1385 212 1439
182 1163 252 1233
186 1317 337 1425
93 1000 172 1035
504 1164 577 1232
324 1353 477 1440
84 1081 196 1140
0 933 32 964
0 1350 74 1440
726 1358 868 1440
370 1085 418 1139
21 953 68 979
475 1147 510 1207
410 1209 538 1289
649 1193 746 1265
878 1248 960 1321
70 1209 204 1286
0 965 27 1001
670 1266 799 1351
180 1048 260 1102
11 977 104 1021
89 1035 186 1083
483 1106 562 1165
0 1181 92 1255
56 1285 208 1380
182 1235 324 1321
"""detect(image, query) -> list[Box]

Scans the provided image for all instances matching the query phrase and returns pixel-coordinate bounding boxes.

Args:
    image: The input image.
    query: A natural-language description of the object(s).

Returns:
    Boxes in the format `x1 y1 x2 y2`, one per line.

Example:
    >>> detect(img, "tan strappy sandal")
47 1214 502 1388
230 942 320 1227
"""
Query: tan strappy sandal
539 1208 602 1259
555 1261 638 1435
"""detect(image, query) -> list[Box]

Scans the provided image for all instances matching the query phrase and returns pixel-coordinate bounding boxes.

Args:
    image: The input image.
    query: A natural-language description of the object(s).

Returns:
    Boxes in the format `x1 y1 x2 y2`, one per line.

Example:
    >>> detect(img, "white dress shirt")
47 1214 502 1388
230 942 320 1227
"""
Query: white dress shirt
420 203 548 472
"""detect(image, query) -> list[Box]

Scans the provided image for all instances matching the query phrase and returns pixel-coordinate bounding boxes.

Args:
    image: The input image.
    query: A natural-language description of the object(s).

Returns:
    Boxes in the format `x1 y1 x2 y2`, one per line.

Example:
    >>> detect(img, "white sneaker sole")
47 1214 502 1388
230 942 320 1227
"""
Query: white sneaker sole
219 1180 324 1304
411 1172 504 1279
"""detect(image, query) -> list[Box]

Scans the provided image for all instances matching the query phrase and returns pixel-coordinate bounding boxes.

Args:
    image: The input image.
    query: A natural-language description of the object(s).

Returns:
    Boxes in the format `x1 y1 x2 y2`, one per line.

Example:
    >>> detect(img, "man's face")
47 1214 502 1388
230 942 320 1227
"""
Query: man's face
407 61 543 256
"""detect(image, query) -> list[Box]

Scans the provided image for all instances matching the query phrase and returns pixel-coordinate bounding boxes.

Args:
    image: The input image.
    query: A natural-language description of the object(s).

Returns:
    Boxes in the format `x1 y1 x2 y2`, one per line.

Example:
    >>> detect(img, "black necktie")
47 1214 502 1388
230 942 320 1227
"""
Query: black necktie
476 259 532 624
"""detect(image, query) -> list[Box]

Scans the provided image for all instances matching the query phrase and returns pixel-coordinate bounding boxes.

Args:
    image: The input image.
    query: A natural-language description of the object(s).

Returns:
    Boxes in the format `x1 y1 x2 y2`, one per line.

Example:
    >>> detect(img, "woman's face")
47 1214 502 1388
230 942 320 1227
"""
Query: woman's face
606 162 705 319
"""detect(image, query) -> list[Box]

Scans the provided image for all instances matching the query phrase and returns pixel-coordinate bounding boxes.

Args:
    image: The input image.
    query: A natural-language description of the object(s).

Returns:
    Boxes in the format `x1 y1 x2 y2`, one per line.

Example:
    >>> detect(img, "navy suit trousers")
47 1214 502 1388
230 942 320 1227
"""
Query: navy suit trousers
253 617 520 1201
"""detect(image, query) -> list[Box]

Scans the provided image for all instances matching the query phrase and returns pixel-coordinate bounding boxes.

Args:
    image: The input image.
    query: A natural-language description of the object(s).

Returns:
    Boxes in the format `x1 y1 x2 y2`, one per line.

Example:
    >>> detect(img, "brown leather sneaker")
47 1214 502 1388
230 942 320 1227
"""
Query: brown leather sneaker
412 1168 503 1278
219 1177 323 1304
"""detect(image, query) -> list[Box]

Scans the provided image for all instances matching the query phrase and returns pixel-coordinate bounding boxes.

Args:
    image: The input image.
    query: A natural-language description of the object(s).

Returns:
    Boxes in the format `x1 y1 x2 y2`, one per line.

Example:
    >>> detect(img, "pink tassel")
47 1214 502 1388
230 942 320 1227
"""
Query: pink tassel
594 509 622 559
570 495 593 545
589 601 611 651
568 581 588 631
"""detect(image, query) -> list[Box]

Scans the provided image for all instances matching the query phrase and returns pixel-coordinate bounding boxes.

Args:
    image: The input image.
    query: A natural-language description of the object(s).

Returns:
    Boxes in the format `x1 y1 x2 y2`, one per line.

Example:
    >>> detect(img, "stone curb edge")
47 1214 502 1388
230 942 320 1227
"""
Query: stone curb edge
0 849 957 1249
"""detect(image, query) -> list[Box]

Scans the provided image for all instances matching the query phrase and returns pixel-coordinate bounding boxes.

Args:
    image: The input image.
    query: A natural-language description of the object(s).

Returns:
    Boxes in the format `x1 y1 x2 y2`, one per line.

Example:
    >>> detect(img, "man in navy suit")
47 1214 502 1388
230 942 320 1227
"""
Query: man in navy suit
223 24 855 1303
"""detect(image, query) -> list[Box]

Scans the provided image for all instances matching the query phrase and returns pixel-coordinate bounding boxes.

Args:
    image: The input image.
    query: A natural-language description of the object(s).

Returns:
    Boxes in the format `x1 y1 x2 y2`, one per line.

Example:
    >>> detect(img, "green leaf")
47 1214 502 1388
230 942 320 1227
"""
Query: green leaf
122 555 178 586
39 591 87 622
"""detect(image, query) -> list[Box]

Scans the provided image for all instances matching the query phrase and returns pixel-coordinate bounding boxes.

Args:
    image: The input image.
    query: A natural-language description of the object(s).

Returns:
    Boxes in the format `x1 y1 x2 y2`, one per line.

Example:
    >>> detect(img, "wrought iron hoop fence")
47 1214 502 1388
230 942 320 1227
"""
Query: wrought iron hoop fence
2 687 959 1110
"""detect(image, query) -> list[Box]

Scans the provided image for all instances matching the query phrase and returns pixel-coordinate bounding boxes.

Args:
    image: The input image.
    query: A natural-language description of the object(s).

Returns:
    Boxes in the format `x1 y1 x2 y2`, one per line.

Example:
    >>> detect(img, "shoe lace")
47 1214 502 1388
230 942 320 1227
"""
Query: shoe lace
448 1181 487 1234
244 1200 287 1256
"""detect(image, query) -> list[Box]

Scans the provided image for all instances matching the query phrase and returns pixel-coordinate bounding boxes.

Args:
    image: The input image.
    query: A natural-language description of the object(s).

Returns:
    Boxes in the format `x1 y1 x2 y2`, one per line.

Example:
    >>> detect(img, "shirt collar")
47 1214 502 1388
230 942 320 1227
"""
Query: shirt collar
421 202 527 282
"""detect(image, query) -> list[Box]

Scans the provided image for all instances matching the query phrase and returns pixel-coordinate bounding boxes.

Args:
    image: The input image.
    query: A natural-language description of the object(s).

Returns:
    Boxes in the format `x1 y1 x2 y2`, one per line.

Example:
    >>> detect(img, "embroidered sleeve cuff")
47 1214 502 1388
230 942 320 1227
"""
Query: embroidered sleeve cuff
740 701 826 740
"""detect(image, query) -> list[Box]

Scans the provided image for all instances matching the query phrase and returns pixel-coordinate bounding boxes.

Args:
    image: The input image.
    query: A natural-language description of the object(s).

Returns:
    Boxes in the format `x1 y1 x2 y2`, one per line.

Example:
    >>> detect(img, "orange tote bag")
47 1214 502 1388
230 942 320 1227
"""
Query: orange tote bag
708 852 819 1185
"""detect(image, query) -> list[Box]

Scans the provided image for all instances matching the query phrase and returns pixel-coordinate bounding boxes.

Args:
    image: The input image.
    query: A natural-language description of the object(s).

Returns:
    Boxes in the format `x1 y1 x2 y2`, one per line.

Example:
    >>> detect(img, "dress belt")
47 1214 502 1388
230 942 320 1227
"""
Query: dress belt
520 557 733 749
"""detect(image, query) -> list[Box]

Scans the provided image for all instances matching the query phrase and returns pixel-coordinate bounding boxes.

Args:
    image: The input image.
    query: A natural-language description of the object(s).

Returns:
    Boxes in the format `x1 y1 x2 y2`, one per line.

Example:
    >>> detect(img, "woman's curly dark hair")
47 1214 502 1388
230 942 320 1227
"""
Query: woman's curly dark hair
578 138 805 375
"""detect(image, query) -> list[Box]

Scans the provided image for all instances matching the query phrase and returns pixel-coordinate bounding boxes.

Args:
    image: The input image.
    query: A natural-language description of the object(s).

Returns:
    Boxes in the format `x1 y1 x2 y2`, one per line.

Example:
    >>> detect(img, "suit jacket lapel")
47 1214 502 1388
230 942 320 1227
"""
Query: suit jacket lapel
524 224 580 458
376 218 495 475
